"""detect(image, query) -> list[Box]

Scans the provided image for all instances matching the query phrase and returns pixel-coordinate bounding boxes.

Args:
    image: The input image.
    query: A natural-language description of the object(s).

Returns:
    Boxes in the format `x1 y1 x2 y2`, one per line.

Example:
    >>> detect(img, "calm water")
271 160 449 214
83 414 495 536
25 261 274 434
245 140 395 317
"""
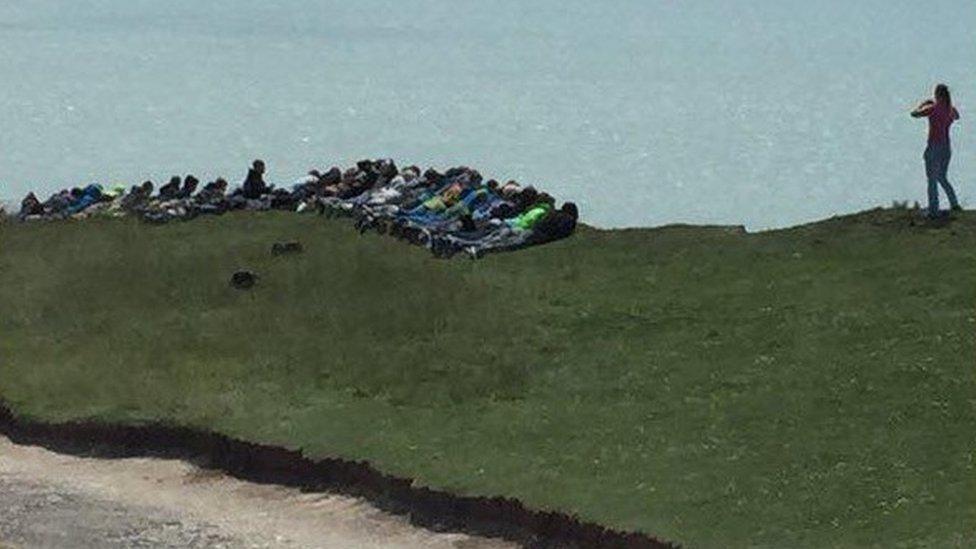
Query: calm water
0 1 971 229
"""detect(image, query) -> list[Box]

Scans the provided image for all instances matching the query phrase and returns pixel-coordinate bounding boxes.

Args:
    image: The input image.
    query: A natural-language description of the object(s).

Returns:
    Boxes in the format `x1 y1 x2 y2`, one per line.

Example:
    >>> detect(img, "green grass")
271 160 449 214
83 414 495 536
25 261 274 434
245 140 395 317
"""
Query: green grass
1 209 974 547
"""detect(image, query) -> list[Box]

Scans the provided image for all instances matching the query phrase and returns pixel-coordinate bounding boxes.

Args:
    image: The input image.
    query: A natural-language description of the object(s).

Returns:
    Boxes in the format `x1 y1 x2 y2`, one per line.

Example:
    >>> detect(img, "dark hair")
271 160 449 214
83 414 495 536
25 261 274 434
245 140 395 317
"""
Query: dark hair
519 187 539 208
561 202 579 220
935 84 952 107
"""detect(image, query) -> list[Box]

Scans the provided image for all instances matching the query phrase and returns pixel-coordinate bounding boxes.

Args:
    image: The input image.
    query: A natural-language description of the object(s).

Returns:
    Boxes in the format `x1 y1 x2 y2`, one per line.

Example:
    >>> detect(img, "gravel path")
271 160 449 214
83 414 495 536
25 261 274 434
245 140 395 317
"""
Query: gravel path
0 436 513 549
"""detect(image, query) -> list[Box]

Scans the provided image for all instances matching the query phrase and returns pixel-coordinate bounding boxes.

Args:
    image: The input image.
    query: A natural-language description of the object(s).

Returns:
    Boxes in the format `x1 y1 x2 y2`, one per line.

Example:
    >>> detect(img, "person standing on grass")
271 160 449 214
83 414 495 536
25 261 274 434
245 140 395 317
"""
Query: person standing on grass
912 84 961 218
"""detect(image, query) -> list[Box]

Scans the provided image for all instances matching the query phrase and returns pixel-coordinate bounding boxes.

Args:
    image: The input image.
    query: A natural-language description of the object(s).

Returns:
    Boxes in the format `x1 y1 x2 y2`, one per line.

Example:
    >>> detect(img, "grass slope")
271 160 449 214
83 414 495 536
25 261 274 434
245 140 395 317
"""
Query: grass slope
1 210 974 547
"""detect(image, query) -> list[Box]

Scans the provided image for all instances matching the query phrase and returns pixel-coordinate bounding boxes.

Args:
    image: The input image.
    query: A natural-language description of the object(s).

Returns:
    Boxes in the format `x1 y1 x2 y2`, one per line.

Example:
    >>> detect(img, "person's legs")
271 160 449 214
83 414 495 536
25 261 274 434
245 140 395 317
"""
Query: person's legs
925 146 940 216
936 147 961 210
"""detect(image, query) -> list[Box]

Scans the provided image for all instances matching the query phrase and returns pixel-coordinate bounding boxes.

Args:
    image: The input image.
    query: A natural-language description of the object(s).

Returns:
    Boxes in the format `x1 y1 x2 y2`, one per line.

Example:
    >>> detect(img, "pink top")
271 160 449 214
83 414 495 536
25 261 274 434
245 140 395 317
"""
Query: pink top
928 102 960 145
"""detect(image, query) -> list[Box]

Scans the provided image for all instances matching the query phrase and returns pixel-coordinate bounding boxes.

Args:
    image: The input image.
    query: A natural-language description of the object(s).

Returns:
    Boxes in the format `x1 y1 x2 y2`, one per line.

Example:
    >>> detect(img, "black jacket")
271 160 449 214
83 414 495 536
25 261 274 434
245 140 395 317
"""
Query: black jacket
242 169 269 199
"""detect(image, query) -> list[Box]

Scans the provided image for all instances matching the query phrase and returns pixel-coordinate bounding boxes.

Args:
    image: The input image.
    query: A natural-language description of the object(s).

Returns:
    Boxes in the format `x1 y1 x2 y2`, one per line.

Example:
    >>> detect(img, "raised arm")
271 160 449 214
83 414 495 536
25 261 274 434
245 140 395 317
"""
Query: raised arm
911 99 935 118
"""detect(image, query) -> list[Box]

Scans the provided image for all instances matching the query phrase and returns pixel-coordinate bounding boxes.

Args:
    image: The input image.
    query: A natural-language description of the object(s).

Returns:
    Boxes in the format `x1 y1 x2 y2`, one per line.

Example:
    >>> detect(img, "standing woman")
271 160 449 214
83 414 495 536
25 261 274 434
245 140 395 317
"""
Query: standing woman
912 84 961 217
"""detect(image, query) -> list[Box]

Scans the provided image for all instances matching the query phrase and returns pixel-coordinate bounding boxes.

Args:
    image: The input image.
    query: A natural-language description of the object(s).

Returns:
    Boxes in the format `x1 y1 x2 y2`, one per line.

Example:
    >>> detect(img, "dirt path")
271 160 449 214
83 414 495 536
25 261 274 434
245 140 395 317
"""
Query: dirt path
0 436 514 549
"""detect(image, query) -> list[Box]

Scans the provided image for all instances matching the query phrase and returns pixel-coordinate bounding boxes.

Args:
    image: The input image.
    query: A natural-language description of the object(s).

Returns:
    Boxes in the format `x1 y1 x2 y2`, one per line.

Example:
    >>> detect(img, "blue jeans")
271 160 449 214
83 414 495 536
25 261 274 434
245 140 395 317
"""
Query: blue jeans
924 143 960 214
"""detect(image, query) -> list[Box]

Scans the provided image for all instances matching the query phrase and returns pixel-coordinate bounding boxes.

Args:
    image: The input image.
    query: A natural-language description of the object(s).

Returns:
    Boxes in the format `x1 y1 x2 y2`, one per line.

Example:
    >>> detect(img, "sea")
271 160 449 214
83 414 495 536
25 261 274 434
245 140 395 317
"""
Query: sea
0 0 971 229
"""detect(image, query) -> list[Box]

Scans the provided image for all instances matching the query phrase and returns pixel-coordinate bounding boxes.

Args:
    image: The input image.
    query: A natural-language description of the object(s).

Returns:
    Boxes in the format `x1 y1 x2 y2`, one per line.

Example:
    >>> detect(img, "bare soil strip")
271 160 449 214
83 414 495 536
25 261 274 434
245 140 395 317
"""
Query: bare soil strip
0 405 673 548
0 435 510 549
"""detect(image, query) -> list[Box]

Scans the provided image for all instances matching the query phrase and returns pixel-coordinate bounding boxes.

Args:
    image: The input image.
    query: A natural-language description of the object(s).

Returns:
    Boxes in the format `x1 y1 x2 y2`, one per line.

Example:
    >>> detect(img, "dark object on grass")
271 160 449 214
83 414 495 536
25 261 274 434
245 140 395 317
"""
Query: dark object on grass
230 270 257 289
271 241 303 256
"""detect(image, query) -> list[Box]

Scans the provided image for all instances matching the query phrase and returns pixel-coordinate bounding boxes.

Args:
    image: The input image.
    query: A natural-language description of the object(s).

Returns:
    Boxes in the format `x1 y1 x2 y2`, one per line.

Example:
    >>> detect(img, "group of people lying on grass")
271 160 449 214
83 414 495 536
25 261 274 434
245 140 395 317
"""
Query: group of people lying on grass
320 162 578 258
14 159 578 258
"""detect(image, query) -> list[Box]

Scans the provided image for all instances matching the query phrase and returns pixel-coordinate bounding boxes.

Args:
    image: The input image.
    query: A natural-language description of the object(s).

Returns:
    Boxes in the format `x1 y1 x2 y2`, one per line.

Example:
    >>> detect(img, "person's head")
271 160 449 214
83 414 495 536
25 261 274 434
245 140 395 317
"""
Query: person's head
561 202 579 221
519 186 539 205
183 177 199 196
423 168 443 185
375 158 398 178
253 159 266 174
935 84 952 107
500 180 521 197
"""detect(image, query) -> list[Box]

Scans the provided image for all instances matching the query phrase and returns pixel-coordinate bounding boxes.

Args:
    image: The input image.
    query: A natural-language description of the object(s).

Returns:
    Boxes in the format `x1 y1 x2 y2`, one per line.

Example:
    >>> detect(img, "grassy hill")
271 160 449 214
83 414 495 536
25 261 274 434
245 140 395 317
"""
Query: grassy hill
1 209 974 547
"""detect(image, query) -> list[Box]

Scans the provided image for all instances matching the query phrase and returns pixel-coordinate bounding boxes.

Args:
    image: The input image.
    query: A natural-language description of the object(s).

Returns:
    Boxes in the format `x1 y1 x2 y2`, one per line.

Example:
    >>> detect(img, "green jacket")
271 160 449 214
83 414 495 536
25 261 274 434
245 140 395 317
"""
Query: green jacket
508 203 552 231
